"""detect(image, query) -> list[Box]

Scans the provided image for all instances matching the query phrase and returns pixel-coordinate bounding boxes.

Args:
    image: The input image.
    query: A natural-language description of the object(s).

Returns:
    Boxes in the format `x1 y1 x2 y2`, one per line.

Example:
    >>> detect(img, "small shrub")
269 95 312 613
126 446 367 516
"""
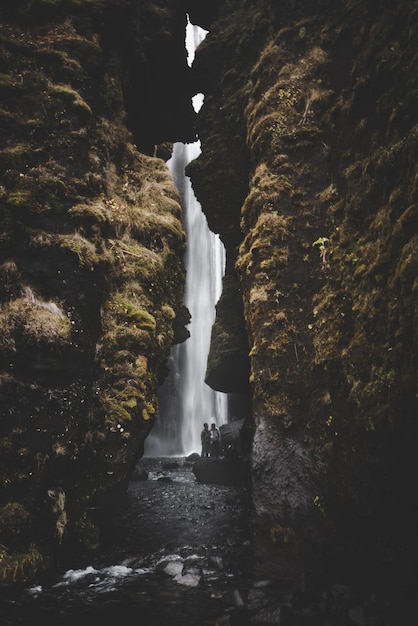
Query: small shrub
0 543 47 586
5 190 31 208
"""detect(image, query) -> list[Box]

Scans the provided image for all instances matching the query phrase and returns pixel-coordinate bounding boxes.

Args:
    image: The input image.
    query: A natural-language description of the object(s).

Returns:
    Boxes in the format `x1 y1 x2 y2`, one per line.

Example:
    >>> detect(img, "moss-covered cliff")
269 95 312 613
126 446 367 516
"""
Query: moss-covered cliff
1 0 418 599
0 0 202 585
190 0 418 590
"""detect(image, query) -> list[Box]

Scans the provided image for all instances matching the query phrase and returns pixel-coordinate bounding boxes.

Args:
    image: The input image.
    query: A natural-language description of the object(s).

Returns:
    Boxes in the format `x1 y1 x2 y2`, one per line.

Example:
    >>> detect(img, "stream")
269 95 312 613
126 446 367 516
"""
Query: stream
0 456 408 626
0 457 251 626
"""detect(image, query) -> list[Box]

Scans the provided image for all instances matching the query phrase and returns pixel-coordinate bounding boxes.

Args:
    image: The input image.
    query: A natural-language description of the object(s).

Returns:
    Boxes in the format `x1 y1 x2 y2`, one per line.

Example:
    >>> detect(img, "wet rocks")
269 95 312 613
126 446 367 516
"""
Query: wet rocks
157 559 184 578
176 573 201 587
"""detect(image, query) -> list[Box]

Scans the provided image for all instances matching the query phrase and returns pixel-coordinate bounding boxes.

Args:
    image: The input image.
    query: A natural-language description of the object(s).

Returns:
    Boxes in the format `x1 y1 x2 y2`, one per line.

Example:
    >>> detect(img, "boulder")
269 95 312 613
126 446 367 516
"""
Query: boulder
130 465 149 481
192 457 243 486
219 419 245 457
186 452 201 464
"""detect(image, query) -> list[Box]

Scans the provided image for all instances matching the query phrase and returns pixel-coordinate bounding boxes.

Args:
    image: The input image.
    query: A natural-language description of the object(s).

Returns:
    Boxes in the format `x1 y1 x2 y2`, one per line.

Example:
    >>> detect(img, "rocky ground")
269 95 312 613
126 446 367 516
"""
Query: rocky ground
0 456 413 625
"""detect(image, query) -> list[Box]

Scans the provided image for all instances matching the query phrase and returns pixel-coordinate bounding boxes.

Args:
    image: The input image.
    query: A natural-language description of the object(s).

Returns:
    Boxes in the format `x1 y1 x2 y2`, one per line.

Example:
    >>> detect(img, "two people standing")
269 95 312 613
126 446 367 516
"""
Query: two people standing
201 422 221 458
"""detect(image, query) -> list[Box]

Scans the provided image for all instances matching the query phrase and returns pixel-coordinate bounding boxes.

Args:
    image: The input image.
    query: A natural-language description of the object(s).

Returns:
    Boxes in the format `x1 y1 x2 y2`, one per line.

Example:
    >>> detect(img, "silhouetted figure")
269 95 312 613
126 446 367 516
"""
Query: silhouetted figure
201 422 210 457
209 422 221 458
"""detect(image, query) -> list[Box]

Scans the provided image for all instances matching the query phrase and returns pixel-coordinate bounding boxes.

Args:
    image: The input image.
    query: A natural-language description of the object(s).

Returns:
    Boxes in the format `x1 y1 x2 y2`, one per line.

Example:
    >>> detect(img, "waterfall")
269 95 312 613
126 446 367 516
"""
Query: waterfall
145 20 228 457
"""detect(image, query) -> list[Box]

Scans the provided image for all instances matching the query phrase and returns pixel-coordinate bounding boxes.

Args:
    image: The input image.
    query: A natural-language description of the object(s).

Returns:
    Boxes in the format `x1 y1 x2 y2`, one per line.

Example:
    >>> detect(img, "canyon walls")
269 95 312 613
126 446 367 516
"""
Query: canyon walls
189 0 418 588
0 0 195 581
1 0 418 595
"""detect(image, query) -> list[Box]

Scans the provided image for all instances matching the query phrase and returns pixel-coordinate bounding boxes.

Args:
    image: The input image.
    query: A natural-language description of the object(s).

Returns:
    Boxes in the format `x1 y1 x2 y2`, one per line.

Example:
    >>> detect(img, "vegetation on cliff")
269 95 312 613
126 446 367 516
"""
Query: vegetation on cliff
0 0 194 585
1 0 418 599
190 0 418 589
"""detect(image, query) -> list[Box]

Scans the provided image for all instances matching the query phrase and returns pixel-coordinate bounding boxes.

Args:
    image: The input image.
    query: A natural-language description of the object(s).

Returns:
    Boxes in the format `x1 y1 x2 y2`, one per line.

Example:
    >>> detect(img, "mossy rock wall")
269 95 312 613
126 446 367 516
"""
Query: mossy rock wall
0 0 198 585
1 0 418 595
190 0 418 587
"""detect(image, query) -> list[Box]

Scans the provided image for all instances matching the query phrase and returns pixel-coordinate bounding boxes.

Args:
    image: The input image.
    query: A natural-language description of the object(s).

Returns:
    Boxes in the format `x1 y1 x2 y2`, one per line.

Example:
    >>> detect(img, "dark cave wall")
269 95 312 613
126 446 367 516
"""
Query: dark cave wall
190 0 418 586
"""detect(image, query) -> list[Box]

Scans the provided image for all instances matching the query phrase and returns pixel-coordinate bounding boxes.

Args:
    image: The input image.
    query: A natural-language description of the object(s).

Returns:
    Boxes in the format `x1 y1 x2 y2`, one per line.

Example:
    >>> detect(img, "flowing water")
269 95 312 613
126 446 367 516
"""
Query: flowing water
0 458 399 626
0 458 251 626
146 21 228 457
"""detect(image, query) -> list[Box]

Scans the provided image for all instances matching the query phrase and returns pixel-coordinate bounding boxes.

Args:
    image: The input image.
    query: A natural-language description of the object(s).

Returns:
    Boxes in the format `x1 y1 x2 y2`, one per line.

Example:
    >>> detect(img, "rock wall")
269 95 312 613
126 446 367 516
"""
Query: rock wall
0 0 197 584
189 0 418 590
1 0 418 596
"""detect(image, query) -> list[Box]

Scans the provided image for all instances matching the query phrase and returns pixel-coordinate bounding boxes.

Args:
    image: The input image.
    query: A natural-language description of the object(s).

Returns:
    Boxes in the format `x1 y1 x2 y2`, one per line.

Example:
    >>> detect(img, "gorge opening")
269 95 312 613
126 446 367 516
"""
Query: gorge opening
145 19 229 457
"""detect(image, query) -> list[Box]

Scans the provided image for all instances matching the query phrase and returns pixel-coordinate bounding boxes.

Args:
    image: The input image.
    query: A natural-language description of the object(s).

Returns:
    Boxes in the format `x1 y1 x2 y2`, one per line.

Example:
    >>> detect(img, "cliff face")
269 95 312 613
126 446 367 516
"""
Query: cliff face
190 0 418 588
1 0 417 596
0 0 197 583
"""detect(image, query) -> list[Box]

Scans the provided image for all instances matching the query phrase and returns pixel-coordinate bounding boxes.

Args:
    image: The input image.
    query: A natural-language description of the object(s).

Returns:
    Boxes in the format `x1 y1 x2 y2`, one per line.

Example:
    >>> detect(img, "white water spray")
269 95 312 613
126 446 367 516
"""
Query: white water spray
145 20 228 457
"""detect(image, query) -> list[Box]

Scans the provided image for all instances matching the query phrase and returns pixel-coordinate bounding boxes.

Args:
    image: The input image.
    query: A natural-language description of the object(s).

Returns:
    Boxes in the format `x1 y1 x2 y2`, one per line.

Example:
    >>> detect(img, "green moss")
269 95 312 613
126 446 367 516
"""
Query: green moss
106 291 157 336
238 208 291 276
141 401 156 422
0 145 33 174
0 108 15 121
0 72 21 91
318 183 338 204
0 456 48 574
69 199 111 223
1 295 72 354
137 211 185 247
124 303 157 333
122 396 137 409
5 190 32 208
353 263 368 277
58 233 100 268
394 236 418 283
35 48 83 78
101 396 133 426
160 304 176 320
104 326 154 354
49 83 92 116
100 375 149 428
110 241 164 281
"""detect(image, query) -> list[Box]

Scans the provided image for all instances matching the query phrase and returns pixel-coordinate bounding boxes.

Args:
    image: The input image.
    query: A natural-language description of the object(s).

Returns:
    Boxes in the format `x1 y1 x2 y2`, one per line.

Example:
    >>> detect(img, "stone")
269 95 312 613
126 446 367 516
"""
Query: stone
130 465 149 481
186 452 201 463
192 457 243 486
176 573 201 587
163 561 184 578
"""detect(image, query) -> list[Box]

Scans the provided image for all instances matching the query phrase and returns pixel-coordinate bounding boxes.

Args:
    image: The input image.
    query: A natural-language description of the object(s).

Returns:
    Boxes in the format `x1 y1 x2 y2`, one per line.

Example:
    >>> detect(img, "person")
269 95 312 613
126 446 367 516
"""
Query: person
209 422 221 458
201 422 210 457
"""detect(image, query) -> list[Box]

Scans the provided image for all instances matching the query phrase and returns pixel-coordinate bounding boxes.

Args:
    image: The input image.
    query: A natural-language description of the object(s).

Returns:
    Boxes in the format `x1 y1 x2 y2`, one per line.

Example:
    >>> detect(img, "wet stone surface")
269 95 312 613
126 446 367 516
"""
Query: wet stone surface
0 457 253 626
100 456 251 561
0 457 411 625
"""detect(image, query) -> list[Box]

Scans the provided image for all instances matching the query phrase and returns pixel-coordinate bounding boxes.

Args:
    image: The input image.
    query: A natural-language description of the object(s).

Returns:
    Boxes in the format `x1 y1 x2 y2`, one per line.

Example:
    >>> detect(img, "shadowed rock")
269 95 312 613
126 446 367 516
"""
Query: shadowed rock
192 457 243 486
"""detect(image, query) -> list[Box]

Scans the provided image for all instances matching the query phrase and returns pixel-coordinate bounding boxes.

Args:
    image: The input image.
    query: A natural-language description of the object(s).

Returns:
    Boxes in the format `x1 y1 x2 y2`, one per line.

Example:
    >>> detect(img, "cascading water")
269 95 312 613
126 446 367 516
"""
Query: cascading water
145 20 228 457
